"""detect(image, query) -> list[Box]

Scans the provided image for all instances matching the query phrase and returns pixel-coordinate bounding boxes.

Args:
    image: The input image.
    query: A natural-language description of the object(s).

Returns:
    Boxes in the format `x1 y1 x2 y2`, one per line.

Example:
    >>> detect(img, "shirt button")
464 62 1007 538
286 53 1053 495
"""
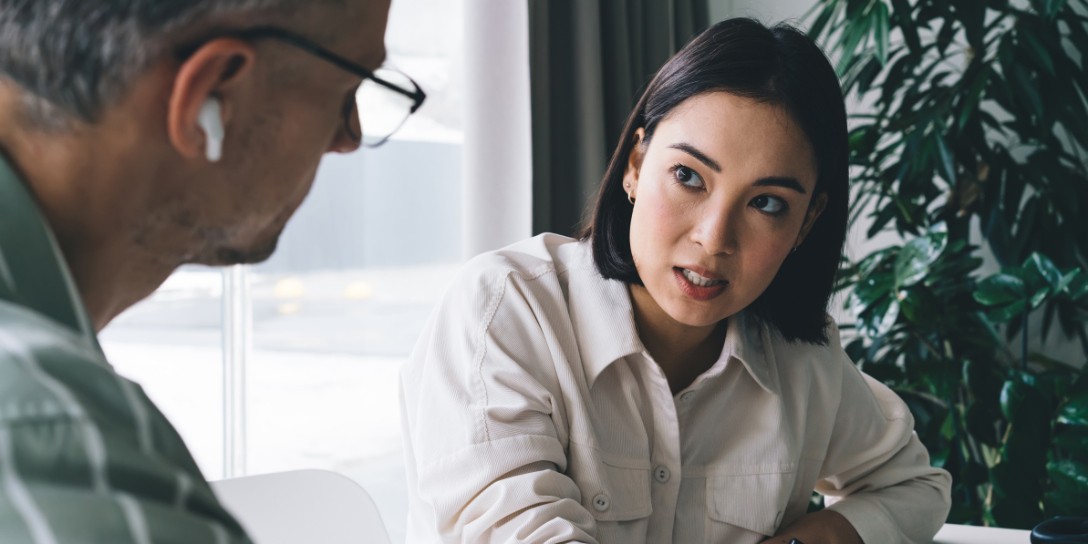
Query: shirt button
654 466 671 483
680 391 696 402
592 493 611 512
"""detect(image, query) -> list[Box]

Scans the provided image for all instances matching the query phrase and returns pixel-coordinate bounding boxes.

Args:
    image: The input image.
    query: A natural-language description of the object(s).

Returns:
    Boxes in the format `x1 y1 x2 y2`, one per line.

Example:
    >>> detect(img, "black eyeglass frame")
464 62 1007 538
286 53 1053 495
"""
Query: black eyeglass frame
177 26 427 146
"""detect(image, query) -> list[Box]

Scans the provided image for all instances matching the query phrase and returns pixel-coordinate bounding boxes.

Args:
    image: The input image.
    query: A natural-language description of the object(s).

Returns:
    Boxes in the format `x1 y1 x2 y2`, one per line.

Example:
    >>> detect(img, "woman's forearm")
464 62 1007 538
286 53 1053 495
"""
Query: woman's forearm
760 510 863 544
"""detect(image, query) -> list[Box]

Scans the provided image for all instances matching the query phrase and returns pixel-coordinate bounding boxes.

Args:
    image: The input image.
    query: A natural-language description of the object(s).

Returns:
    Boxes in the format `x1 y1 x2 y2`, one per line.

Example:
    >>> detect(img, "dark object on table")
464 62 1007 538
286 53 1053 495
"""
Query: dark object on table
788 540 805 544
1032 517 1088 544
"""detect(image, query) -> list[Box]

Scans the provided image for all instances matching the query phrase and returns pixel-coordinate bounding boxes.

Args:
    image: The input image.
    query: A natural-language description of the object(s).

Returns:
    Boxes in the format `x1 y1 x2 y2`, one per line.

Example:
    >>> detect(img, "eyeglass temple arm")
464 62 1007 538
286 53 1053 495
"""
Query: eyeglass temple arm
234 27 426 107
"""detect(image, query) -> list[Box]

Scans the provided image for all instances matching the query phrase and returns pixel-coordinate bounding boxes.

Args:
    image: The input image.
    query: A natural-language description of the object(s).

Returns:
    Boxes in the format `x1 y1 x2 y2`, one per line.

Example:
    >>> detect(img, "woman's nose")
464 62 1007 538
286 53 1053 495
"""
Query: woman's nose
691 204 739 256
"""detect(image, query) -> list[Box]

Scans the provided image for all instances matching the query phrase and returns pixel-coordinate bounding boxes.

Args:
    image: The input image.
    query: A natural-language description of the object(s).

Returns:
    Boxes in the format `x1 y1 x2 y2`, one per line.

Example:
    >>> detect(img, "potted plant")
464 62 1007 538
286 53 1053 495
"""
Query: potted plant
807 0 1088 527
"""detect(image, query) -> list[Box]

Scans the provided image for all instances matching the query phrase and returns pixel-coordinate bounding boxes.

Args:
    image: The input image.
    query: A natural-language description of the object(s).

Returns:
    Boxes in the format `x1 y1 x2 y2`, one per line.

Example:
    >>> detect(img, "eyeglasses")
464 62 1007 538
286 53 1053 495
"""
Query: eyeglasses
179 26 426 147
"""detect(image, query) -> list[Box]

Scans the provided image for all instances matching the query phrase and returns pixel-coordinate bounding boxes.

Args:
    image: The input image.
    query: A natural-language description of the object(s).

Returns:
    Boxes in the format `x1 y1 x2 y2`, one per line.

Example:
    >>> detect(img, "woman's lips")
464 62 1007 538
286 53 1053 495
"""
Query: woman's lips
673 267 728 301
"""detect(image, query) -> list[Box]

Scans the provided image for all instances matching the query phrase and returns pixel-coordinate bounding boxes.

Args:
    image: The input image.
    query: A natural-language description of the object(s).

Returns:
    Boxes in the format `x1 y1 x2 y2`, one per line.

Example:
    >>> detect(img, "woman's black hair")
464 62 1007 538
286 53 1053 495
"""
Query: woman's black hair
582 17 849 345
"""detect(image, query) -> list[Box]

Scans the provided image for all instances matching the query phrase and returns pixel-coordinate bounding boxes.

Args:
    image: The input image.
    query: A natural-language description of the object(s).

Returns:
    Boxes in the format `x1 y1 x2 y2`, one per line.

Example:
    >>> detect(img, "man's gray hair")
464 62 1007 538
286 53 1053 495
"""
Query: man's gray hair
0 0 306 128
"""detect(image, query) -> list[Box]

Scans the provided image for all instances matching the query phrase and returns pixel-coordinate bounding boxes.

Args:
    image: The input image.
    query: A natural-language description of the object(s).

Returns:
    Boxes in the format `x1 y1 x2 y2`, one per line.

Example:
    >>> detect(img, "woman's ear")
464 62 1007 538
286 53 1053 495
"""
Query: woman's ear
623 128 647 195
796 192 829 247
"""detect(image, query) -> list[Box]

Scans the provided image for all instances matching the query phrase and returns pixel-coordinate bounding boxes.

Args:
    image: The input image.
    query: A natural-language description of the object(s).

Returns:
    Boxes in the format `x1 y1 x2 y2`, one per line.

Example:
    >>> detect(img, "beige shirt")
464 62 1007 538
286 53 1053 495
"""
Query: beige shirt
401 234 951 544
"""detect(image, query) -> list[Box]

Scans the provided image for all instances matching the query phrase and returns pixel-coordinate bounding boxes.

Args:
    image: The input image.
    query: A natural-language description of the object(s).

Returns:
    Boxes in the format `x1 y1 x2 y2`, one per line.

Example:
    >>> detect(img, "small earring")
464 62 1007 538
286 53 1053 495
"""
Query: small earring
624 182 631 188
791 246 799 254
628 192 636 205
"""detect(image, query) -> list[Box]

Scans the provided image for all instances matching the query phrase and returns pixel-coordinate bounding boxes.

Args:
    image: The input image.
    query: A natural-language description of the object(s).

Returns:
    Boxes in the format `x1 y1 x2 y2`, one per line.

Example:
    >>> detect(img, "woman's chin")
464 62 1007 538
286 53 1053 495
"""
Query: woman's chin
662 300 732 328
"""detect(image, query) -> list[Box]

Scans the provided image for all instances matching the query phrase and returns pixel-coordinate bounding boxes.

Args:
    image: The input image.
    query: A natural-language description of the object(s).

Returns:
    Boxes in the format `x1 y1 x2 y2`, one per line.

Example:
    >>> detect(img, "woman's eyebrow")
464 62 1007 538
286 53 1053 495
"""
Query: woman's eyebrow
754 176 807 194
668 142 721 173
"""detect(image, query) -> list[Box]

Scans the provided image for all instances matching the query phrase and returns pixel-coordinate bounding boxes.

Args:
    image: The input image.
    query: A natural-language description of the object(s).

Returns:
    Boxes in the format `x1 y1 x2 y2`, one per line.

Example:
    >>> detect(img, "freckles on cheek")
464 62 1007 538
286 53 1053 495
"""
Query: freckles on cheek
645 193 688 242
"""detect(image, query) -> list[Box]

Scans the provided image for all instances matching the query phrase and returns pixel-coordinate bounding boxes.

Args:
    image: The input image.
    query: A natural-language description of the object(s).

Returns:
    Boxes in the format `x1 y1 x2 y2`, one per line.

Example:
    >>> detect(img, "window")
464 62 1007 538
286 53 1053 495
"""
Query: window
100 2 464 542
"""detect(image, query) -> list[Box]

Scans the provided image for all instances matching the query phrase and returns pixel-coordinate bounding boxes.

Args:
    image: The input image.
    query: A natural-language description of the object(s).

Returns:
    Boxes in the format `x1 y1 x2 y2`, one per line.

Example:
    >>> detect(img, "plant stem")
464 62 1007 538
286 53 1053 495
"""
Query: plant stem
1022 299 1028 371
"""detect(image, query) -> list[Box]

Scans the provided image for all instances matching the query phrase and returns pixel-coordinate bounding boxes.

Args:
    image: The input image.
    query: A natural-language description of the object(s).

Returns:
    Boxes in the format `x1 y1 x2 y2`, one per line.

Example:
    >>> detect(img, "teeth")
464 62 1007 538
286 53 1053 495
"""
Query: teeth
682 268 722 288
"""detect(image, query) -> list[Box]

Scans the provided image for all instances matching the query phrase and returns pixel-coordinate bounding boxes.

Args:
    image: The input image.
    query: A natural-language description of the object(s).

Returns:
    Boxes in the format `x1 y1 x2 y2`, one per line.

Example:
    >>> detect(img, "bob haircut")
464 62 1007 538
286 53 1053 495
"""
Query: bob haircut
583 17 849 345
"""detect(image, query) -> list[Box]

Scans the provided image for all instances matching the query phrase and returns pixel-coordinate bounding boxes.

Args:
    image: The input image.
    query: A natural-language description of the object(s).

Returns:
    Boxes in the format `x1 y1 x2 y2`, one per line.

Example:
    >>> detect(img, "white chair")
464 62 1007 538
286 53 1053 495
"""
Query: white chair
211 469 391 544
934 523 1032 544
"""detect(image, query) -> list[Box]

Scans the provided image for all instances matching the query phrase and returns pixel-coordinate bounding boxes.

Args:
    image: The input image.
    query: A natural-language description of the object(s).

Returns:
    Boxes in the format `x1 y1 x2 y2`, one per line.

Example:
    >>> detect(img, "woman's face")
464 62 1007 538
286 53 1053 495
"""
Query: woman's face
626 92 827 329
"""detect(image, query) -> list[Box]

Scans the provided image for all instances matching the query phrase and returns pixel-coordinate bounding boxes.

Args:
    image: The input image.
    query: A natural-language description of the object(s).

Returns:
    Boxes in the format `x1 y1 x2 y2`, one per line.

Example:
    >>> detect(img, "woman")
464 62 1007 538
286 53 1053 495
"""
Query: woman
401 18 951 544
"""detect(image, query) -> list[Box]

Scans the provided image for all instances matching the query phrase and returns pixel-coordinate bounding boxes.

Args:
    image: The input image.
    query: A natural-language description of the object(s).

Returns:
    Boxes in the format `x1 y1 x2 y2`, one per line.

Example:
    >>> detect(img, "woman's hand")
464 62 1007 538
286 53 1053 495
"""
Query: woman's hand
759 509 862 544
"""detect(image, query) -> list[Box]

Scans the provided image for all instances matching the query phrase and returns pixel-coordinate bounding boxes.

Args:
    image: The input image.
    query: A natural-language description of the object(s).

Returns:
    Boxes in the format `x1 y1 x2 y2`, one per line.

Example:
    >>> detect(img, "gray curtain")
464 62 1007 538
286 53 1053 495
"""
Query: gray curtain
529 0 710 237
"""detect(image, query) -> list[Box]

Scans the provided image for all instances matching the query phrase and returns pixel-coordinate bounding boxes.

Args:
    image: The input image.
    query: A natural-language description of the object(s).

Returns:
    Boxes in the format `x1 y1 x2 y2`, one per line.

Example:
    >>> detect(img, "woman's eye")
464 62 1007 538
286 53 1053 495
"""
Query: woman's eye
750 195 787 214
674 166 704 188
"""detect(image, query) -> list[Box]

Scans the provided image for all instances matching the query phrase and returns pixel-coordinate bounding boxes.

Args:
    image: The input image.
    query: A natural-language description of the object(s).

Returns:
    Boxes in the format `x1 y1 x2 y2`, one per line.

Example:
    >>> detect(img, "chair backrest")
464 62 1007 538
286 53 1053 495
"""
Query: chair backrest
211 469 391 544
934 523 1031 544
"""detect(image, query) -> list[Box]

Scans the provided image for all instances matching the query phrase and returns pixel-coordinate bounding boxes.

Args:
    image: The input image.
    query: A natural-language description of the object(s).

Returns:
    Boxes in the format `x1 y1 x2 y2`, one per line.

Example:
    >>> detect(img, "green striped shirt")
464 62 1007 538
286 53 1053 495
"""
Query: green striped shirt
0 155 251 544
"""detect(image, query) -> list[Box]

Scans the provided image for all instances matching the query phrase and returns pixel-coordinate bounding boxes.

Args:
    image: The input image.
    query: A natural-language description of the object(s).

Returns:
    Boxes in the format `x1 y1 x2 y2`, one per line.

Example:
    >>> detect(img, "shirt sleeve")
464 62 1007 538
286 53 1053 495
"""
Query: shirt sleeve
816 351 952 544
0 313 251 544
401 261 598 544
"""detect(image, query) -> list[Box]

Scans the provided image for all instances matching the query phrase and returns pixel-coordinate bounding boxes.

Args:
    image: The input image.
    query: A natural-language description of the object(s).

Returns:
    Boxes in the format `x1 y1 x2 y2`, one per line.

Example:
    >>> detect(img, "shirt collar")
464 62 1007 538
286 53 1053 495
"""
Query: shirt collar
713 310 778 395
565 241 777 394
0 151 99 347
564 242 643 389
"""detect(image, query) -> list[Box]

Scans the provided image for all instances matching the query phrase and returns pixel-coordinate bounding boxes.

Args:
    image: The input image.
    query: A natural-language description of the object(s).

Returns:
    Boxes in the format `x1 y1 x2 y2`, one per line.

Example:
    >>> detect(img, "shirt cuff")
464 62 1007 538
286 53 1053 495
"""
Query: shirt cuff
825 495 901 544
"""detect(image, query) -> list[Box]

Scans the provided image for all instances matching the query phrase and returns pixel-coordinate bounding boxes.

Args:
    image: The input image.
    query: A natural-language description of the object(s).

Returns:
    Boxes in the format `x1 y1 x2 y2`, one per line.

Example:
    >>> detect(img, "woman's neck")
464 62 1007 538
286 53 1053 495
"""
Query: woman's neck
629 284 728 394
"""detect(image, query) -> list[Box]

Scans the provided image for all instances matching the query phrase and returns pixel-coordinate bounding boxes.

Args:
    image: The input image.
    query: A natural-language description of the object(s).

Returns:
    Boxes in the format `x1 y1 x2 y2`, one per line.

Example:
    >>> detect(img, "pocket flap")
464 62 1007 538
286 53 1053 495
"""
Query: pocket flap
566 445 652 521
706 471 795 536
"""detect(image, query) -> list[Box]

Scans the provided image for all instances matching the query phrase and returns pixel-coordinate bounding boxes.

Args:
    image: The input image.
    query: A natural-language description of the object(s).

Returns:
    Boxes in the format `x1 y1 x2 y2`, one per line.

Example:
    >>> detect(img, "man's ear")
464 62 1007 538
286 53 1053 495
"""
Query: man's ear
796 192 829 247
167 38 257 161
623 127 647 194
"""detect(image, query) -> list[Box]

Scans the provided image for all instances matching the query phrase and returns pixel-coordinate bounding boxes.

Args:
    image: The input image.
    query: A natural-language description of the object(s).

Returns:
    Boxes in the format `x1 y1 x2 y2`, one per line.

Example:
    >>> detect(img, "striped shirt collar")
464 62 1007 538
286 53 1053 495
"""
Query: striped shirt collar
0 152 99 348
565 242 777 394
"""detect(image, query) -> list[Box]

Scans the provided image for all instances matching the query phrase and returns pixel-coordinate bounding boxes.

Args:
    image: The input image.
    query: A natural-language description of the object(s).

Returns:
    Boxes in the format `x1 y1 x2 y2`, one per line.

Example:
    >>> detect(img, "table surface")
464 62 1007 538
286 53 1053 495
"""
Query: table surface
933 524 1032 544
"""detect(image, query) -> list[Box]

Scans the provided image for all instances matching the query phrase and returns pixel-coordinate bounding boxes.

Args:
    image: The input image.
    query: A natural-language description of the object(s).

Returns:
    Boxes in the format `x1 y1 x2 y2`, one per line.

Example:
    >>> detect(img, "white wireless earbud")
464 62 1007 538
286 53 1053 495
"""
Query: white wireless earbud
197 97 224 162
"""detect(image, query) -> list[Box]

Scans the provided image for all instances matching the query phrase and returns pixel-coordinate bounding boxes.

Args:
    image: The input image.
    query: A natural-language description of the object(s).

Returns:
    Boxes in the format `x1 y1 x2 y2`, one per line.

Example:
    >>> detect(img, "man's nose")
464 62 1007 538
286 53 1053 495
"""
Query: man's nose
691 203 739 256
329 103 363 154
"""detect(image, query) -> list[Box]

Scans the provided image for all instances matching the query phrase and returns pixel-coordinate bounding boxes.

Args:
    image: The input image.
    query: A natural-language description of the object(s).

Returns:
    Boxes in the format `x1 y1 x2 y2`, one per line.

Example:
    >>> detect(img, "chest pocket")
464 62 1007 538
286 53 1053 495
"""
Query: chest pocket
706 469 796 537
566 442 652 521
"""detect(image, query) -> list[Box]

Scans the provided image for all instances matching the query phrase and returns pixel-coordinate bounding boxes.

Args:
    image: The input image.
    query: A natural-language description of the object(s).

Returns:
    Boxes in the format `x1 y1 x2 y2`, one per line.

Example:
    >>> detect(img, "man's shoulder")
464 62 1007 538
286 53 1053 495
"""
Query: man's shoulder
0 301 252 543
0 299 115 398
0 299 106 365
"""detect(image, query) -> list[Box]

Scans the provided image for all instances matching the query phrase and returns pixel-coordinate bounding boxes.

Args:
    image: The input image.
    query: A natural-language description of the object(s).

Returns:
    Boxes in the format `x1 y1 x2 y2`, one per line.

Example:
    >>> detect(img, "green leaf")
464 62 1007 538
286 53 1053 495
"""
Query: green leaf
1044 490 1088 518
1001 379 1048 425
1020 27 1056 77
873 2 891 65
890 0 921 54
966 401 1002 447
1060 393 1088 426
990 460 1044 503
849 271 895 316
1055 269 1082 294
1054 426 1088 460
964 359 1004 406
934 133 957 184
870 297 900 337
1029 286 1051 309
1012 63 1045 119
1044 0 1070 18
894 231 948 288
974 273 1025 305
1024 252 1062 287
987 302 1025 323
807 1 839 39
1048 459 1088 494
897 286 939 327
1066 273 1088 301
958 65 991 130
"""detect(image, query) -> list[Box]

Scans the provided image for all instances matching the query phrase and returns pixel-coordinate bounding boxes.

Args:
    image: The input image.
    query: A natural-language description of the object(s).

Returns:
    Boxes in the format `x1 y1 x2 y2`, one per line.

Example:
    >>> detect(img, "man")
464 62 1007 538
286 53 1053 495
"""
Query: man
0 1 421 541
